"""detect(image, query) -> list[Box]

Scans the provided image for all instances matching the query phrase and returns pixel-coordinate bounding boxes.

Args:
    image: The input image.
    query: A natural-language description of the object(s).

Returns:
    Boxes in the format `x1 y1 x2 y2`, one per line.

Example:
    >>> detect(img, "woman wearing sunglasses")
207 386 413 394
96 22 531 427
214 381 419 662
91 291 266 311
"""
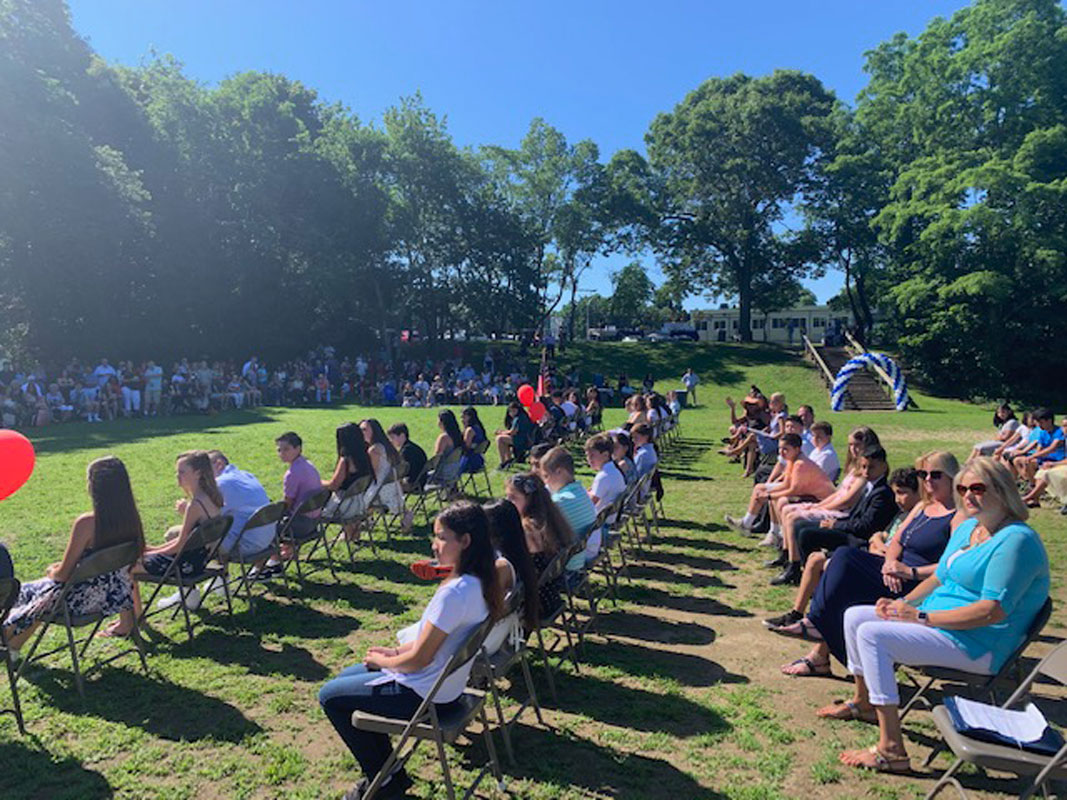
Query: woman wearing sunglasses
821 457 1050 774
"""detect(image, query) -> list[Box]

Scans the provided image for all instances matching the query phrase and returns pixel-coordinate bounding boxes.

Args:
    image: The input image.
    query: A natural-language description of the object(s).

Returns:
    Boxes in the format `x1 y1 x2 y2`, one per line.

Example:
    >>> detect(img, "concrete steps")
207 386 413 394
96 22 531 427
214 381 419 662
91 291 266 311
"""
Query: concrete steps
816 346 900 411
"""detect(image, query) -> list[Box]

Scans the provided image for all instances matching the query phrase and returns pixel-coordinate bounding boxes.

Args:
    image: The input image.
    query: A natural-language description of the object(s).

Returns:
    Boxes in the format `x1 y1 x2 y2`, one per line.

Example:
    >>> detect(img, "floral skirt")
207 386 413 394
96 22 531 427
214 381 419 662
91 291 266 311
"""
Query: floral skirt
5 569 134 636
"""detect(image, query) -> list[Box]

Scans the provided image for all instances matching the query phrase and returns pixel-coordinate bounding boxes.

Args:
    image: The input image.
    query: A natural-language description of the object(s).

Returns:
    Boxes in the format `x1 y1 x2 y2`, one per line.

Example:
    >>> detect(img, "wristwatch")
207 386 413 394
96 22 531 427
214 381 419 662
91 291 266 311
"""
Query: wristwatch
911 566 919 581
917 611 929 625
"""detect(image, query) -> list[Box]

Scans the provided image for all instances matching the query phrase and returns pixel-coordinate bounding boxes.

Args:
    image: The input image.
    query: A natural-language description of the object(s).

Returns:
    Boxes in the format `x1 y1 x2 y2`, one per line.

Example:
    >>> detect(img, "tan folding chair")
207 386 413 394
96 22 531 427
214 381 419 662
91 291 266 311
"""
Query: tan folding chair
926 628 1067 800
530 548 581 704
0 578 26 732
276 489 336 582
459 439 493 498
352 615 506 800
406 453 443 525
17 541 149 696
224 500 287 611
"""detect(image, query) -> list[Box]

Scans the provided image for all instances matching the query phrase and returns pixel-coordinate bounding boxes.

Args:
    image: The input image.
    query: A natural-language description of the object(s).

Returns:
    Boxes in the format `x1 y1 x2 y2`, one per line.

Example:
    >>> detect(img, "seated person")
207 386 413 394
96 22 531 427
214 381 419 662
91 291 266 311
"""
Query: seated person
585 433 627 520
1014 407 1065 485
495 402 535 468
611 431 636 486
970 403 1020 459
458 407 487 475
541 447 598 577
721 392 786 477
993 411 1033 463
504 473 575 618
258 433 322 578
808 421 840 481
773 454 958 677
318 502 503 799
481 500 539 653
821 457 1049 774
527 442 553 480
772 443 896 586
584 387 602 429
387 423 427 489
427 410 465 486
0 542 12 580
360 419 405 516
631 423 659 480
1026 426 1067 506
321 423 373 529
5 457 144 647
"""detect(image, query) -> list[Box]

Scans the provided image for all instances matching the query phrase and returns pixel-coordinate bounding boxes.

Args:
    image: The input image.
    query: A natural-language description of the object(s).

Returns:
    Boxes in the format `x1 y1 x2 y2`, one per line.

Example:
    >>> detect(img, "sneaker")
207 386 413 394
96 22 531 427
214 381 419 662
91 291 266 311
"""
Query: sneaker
253 563 284 581
157 587 201 611
764 609 803 629
758 531 779 548
723 514 749 533
201 577 226 596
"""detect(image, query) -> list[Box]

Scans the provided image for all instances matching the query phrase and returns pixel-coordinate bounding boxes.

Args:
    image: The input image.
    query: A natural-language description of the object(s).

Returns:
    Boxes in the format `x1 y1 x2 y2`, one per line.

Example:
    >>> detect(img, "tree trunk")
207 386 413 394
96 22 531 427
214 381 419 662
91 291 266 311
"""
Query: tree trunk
854 271 874 346
566 265 579 342
737 266 753 342
842 252 862 339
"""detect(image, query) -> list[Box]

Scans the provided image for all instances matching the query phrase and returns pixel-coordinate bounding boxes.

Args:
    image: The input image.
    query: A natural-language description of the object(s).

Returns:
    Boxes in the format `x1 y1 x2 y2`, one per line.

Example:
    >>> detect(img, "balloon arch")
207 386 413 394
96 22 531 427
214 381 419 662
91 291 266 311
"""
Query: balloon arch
830 352 909 412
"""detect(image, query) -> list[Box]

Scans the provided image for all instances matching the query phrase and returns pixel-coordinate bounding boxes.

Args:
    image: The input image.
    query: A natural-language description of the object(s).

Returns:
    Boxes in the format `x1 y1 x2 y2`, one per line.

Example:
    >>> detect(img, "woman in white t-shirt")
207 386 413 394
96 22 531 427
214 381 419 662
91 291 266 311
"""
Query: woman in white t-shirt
318 503 503 799
971 404 1020 459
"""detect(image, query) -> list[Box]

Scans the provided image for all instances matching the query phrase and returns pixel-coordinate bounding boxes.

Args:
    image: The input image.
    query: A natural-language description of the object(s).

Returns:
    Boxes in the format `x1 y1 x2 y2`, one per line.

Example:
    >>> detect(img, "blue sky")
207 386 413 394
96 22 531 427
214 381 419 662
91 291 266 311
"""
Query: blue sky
68 0 972 309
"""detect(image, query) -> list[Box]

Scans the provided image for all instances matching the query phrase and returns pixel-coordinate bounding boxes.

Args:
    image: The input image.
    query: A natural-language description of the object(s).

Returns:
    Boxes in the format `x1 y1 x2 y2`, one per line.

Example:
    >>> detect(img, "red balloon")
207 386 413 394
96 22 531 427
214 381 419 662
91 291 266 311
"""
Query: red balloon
517 384 535 406
528 401 547 422
0 430 35 501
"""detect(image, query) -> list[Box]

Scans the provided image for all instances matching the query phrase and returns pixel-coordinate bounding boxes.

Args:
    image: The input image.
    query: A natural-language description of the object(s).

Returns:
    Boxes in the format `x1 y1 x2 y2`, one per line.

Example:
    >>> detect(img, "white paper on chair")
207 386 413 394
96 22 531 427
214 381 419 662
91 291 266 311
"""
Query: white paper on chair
948 696 1048 742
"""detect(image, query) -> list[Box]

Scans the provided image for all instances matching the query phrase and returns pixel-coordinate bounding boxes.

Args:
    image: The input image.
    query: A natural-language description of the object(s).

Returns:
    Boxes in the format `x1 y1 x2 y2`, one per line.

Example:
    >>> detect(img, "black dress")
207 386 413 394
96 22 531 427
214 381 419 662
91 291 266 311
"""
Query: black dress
531 551 563 619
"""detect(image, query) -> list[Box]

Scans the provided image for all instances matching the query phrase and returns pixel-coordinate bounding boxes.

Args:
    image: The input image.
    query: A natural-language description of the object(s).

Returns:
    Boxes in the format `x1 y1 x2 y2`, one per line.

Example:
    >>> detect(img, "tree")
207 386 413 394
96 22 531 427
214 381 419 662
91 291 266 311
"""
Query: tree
609 261 654 328
607 71 837 340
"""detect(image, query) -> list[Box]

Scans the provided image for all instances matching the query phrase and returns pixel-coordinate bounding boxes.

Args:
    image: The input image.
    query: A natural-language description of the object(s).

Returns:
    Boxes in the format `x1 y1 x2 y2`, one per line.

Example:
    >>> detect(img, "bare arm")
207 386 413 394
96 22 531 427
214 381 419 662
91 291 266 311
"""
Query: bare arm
818 476 865 511
365 621 448 672
322 456 347 492
48 514 95 582
148 500 205 557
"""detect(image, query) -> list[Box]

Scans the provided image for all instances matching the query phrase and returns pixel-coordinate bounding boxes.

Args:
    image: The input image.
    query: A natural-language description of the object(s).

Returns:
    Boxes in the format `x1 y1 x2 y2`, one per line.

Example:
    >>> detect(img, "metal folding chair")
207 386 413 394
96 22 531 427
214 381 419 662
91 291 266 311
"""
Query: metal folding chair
352 615 506 800
322 475 377 559
902 598 1053 720
407 453 443 525
138 515 235 641
530 548 581 704
459 439 493 498
0 578 25 732
926 625 1067 800
276 489 337 582
17 540 149 696
223 501 287 611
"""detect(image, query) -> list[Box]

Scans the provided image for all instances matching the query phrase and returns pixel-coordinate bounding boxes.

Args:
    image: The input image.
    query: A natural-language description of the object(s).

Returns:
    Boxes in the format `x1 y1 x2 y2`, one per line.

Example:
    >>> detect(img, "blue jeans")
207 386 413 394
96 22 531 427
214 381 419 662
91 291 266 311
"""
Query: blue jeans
319 664 450 780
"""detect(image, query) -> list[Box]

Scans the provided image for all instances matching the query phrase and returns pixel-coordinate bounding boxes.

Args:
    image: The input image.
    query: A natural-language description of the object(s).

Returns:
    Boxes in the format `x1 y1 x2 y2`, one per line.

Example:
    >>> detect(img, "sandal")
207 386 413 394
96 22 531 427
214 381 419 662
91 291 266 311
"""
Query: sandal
769 618 824 641
781 657 831 677
840 745 910 773
817 699 878 724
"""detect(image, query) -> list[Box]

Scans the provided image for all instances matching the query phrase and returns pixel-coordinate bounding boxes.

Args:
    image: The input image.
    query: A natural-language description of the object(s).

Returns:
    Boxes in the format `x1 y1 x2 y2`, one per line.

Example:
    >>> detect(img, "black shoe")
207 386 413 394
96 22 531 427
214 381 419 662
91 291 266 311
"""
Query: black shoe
253 563 283 581
763 608 803 628
770 562 801 586
342 770 412 800
763 551 788 569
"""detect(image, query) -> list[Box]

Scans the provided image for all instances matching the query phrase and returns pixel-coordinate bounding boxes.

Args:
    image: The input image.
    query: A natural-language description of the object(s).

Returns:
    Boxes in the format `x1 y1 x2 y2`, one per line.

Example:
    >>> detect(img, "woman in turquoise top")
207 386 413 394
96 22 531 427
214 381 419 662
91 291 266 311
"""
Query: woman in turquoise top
817 457 1049 774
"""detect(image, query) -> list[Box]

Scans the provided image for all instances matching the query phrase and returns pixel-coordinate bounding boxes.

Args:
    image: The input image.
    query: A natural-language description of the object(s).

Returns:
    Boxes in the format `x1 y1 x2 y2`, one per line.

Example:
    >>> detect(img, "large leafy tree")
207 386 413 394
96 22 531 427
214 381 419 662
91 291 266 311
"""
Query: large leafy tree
608 70 837 340
859 0 1067 398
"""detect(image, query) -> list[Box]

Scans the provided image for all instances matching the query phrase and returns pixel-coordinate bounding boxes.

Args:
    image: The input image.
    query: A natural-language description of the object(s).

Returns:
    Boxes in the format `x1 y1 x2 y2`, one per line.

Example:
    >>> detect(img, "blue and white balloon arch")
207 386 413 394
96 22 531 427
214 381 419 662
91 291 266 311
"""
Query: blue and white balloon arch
830 352 909 412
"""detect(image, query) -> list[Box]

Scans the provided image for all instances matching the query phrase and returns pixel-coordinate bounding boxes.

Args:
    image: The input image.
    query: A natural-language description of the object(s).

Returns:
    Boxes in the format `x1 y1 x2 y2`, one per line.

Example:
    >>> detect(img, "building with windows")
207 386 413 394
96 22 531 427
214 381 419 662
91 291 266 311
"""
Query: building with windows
693 304 853 345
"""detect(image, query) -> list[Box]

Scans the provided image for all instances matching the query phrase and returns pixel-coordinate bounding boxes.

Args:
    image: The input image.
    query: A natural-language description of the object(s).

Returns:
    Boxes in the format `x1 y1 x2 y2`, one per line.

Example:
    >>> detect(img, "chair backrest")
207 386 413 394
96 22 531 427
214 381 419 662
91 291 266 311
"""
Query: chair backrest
186 514 234 551
442 613 498 681
393 460 410 481
537 547 569 588
69 539 142 583
343 474 374 499
243 501 287 531
294 488 331 516
0 577 21 622
473 438 491 457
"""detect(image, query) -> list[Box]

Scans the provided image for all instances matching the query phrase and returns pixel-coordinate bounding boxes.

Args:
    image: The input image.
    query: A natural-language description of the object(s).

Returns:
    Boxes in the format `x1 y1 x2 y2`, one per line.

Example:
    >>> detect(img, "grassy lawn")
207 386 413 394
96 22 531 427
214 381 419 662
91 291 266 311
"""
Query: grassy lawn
0 342 1062 799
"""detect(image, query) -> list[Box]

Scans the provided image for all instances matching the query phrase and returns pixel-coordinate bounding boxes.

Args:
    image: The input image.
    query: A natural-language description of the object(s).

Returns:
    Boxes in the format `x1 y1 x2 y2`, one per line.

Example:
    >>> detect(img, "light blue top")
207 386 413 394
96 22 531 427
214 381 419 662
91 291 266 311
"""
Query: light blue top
921 518 1049 671
216 464 274 556
553 480 597 572
634 443 658 479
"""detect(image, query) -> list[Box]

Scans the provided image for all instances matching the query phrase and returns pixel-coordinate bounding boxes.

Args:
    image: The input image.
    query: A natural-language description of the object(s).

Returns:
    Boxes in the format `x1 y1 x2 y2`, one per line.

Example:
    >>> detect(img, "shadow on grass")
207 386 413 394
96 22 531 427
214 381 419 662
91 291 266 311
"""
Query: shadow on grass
630 563 734 589
500 724 729 799
0 740 113 800
618 584 754 618
579 638 747 689
596 610 717 645
225 596 367 639
25 665 262 742
29 407 282 455
276 578 410 617
164 629 330 681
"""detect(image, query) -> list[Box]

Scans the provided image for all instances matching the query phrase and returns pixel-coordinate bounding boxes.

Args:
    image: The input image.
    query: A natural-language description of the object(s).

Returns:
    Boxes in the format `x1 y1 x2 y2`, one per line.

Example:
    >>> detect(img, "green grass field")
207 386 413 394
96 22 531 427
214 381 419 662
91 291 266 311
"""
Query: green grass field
0 342 1063 800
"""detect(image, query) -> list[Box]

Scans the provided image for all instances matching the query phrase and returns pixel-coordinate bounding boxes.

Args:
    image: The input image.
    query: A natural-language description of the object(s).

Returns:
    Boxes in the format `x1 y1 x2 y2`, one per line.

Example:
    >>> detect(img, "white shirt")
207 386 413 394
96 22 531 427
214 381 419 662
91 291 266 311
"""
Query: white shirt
92 364 116 387
590 463 626 513
380 574 488 702
683 372 698 389
560 400 578 418
810 443 841 481
801 430 815 456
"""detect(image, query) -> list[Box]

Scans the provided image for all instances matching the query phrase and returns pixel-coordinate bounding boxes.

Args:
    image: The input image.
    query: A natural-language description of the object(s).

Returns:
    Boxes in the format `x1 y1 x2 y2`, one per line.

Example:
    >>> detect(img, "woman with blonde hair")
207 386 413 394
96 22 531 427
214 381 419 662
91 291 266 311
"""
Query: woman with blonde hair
824 457 1049 773
775 450 961 676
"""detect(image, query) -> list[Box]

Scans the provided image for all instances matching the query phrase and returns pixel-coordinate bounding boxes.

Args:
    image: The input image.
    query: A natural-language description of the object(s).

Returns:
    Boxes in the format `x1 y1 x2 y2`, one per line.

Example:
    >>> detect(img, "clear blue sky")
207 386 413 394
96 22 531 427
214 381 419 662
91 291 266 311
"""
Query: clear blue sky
68 0 971 309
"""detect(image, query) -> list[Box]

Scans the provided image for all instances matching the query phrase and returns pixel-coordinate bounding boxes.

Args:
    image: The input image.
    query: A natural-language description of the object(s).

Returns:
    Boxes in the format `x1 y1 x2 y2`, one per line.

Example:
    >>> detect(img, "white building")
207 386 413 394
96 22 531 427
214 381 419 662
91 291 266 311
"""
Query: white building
694 304 853 344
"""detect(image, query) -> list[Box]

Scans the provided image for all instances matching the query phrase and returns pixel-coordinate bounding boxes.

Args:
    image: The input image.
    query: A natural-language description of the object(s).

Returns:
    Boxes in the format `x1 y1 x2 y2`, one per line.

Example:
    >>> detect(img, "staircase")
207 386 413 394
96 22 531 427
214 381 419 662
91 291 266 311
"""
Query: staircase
815 346 900 411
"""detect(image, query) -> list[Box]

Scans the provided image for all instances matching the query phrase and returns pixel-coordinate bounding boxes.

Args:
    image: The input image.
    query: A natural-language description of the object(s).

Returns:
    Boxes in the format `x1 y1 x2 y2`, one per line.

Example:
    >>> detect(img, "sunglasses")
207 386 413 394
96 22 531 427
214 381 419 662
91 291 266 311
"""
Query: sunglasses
956 482 987 497
917 469 945 480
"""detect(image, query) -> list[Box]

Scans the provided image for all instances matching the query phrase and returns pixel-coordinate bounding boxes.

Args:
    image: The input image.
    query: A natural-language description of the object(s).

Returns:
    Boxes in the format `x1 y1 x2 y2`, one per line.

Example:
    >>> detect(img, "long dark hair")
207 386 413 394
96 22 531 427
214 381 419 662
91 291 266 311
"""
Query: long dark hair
462 406 485 439
336 422 372 476
437 501 504 621
504 401 529 429
508 472 575 555
177 450 224 508
88 456 145 552
438 409 464 450
483 499 539 630
361 418 400 466
994 403 1015 427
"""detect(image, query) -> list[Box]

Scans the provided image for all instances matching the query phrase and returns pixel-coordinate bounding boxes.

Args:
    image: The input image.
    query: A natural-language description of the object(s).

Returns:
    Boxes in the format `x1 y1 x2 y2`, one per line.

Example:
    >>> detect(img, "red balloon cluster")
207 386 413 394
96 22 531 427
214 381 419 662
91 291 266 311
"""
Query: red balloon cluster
528 401 547 422
517 384 535 407
0 430 35 501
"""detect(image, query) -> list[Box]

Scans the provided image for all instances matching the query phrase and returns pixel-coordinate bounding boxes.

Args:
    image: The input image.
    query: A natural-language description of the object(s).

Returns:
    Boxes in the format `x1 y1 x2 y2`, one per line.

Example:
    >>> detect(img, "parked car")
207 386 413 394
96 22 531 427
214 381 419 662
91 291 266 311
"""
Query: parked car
646 332 670 342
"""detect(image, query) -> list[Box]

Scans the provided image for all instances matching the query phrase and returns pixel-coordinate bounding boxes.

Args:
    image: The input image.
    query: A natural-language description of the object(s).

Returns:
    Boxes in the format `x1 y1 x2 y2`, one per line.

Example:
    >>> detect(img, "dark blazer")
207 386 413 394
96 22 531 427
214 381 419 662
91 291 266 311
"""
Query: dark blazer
832 474 897 539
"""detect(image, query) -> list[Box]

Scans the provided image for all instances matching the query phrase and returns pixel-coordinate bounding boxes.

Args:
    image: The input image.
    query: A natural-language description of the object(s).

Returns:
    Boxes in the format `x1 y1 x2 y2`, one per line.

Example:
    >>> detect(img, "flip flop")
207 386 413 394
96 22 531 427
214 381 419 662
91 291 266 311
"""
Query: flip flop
817 699 878 724
769 619 824 641
841 745 910 773
780 657 831 677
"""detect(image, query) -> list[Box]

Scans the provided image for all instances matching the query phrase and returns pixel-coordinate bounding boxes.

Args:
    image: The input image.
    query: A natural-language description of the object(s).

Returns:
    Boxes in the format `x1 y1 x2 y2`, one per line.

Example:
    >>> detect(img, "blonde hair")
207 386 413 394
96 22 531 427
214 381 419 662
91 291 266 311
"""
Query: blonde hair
956 456 1029 523
177 450 224 508
916 450 960 504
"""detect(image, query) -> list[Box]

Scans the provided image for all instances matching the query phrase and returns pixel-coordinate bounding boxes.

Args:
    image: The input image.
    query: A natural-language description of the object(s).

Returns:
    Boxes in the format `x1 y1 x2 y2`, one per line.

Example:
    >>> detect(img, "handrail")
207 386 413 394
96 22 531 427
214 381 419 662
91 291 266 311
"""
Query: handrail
802 335 837 388
843 330 918 409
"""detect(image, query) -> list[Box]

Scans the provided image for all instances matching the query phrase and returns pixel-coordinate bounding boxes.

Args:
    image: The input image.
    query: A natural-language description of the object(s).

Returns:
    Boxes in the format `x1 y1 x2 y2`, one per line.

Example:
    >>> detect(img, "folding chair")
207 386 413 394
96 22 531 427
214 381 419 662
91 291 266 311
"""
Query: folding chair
276 489 338 582
426 448 464 507
470 590 545 765
17 541 149 697
224 500 287 612
0 578 26 732
530 548 581 704
407 453 443 525
138 515 236 642
901 598 1053 721
322 475 377 559
370 461 411 542
926 633 1067 800
352 615 506 800
459 439 493 498
560 540 600 651
584 509 619 605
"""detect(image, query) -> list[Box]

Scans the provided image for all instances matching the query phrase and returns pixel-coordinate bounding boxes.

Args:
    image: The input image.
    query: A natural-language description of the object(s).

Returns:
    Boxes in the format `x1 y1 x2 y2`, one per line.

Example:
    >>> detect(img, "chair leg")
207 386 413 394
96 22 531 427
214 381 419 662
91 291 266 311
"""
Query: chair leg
488 679 515 766
899 676 935 720
519 650 545 726
62 605 85 698
534 626 557 704
4 651 25 734
220 573 234 617
178 581 196 642
924 758 969 800
478 703 506 793
432 728 456 800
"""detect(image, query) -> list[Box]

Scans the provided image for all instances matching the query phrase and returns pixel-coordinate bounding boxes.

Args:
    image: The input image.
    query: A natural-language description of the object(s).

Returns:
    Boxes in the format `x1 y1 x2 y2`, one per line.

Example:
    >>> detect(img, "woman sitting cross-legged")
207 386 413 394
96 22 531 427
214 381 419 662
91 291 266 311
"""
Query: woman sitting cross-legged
117 450 223 628
4 456 145 650
318 502 503 800
773 452 960 677
495 402 535 469
818 456 1050 773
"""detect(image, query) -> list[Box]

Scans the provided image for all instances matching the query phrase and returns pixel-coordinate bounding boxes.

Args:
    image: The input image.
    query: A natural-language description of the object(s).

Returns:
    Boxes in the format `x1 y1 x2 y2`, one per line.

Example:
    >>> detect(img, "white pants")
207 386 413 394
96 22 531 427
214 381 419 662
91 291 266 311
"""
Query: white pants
843 605 993 706
122 387 141 413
